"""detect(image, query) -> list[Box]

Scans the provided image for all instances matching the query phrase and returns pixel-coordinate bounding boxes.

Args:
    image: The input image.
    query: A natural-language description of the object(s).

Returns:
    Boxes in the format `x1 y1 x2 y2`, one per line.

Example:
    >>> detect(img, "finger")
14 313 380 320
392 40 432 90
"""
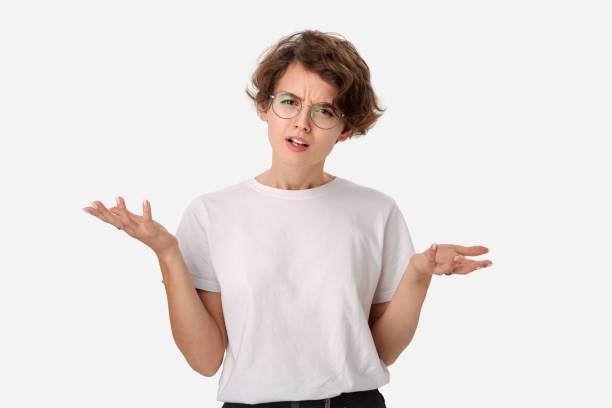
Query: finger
424 243 438 264
110 204 144 222
115 196 138 231
454 245 489 256
453 261 493 275
436 254 466 275
454 256 473 265
88 200 124 229
453 255 493 268
142 199 152 222
453 254 466 264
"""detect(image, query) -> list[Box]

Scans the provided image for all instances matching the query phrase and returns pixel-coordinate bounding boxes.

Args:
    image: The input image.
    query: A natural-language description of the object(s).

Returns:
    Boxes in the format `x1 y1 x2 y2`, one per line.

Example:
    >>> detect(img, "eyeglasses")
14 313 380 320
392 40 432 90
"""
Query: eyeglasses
269 91 345 130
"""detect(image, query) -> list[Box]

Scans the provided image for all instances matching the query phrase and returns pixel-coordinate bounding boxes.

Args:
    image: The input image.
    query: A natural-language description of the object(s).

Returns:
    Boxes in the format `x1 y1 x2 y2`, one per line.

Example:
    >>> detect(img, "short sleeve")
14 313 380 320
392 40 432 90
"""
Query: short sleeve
175 198 221 292
372 200 416 304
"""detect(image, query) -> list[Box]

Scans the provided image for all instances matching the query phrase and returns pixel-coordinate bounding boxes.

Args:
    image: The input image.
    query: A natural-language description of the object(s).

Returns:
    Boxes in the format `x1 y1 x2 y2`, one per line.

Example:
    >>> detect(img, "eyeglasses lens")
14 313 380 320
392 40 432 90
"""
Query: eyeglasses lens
272 92 340 129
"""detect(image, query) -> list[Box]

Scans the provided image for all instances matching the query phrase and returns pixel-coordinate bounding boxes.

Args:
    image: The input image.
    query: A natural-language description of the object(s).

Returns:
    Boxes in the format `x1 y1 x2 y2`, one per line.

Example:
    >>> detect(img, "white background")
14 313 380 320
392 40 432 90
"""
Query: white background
1 0 610 407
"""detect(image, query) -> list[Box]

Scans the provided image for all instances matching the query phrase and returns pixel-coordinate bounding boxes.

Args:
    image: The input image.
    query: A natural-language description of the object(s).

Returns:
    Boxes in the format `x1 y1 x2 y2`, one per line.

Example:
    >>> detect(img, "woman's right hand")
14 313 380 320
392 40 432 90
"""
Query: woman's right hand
83 196 178 258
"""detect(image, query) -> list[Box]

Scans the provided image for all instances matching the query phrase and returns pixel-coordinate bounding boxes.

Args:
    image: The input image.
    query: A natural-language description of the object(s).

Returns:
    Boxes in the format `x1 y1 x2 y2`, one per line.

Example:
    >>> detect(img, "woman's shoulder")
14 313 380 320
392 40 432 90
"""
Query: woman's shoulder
338 176 397 209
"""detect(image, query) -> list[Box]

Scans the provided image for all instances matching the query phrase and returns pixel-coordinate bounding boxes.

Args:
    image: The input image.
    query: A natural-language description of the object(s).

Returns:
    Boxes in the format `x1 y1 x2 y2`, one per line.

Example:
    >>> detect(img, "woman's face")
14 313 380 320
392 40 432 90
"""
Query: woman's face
258 61 352 171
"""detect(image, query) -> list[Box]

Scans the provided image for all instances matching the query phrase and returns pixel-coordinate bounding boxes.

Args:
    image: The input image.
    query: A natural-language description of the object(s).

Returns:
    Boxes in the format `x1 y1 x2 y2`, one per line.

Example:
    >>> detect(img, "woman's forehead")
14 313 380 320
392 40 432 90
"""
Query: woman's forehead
274 62 338 103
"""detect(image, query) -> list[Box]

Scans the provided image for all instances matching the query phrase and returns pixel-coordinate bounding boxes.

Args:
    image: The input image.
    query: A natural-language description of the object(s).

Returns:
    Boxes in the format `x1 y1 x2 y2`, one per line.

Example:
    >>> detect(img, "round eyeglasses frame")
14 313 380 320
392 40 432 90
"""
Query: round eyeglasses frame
269 91 345 130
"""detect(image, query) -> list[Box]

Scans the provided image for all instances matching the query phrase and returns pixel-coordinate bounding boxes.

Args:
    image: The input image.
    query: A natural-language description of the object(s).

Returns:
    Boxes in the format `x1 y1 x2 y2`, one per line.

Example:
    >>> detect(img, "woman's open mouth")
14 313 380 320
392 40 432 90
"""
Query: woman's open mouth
286 137 310 152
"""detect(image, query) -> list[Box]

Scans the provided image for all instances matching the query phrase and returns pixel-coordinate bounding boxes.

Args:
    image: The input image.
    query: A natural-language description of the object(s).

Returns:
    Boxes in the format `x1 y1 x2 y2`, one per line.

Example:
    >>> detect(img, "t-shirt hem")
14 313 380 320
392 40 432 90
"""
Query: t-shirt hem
191 276 221 292
372 289 396 303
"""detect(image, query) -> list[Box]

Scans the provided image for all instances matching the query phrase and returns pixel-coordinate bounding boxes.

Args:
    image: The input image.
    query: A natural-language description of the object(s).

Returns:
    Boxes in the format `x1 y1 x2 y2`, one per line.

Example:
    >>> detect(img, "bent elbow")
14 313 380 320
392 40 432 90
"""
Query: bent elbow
382 354 397 367
186 354 222 378
190 360 219 377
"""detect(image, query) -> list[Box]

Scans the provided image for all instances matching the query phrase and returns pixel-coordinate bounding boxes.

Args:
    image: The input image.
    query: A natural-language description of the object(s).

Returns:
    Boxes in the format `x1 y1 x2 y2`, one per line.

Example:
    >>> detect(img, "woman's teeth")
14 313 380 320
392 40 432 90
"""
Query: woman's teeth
289 138 308 146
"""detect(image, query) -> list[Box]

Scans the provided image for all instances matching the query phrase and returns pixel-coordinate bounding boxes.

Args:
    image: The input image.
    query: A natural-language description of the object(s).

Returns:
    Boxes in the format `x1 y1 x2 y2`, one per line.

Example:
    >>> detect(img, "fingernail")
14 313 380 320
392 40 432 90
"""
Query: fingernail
82 207 91 214
91 201 99 209
144 199 149 207
432 243 437 251
116 196 120 205
453 255 461 262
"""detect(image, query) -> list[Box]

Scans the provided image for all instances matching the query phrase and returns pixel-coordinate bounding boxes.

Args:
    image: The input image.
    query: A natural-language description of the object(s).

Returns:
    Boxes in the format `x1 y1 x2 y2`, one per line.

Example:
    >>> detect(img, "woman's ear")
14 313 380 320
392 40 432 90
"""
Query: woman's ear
258 101 270 122
336 127 353 143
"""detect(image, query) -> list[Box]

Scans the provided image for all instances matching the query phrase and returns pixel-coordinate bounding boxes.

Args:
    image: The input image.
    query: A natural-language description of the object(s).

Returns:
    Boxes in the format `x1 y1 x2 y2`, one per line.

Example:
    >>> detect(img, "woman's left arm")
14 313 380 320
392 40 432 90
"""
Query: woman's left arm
371 243 493 366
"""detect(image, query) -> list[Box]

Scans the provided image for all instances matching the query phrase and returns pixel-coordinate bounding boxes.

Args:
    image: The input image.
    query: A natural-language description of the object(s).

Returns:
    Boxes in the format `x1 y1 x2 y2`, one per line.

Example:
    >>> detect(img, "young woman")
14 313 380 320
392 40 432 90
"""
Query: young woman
83 30 493 408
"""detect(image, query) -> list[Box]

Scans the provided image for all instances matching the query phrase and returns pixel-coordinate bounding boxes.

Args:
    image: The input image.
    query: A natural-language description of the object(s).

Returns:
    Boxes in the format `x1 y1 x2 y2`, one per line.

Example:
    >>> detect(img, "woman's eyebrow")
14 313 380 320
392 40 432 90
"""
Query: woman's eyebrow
283 91 333 105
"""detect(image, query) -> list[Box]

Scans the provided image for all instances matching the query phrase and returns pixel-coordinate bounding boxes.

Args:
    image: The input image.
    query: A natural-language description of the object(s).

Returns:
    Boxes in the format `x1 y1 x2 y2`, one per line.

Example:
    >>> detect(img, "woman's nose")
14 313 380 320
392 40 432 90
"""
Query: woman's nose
293 106 311 132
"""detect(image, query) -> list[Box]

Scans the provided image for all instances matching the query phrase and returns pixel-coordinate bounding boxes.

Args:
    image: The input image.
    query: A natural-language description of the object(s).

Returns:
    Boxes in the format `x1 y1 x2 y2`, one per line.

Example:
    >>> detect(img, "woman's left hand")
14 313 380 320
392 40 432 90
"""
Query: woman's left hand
409 243 493 277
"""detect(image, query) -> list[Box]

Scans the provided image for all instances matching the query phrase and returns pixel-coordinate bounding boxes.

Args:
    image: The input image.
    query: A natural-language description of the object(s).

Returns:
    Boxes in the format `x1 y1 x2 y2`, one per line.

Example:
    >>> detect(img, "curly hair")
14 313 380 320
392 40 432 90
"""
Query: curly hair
245 30 385 138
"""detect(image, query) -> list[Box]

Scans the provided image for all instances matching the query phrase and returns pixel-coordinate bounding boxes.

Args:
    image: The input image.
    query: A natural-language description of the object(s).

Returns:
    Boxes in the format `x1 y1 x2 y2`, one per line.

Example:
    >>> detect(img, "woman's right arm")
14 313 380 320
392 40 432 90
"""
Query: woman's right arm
83 196 226 377
157 244 227 377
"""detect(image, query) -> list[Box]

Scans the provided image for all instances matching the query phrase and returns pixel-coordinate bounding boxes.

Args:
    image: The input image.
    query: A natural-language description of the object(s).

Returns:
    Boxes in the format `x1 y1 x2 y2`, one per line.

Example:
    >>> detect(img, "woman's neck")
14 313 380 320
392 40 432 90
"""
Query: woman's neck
254 170 335 190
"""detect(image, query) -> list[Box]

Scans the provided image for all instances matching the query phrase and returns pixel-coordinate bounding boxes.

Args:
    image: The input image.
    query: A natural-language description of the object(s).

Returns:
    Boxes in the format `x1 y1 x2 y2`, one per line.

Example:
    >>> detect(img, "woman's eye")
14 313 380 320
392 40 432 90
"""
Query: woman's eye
318 108 334 117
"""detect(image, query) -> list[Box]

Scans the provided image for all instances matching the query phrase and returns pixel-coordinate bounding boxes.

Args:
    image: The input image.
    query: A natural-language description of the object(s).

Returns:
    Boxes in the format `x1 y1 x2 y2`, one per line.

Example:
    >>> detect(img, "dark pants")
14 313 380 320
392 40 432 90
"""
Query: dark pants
221 388 386 408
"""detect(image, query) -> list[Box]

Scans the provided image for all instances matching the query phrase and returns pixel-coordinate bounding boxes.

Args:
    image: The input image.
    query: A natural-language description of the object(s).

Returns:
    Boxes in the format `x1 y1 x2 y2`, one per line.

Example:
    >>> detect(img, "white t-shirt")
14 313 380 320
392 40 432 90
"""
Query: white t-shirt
175 175 416 404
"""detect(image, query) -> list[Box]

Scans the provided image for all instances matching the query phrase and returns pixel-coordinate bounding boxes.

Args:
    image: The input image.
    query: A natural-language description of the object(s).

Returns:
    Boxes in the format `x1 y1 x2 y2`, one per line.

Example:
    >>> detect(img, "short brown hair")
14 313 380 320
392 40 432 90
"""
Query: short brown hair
245 30 385 138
